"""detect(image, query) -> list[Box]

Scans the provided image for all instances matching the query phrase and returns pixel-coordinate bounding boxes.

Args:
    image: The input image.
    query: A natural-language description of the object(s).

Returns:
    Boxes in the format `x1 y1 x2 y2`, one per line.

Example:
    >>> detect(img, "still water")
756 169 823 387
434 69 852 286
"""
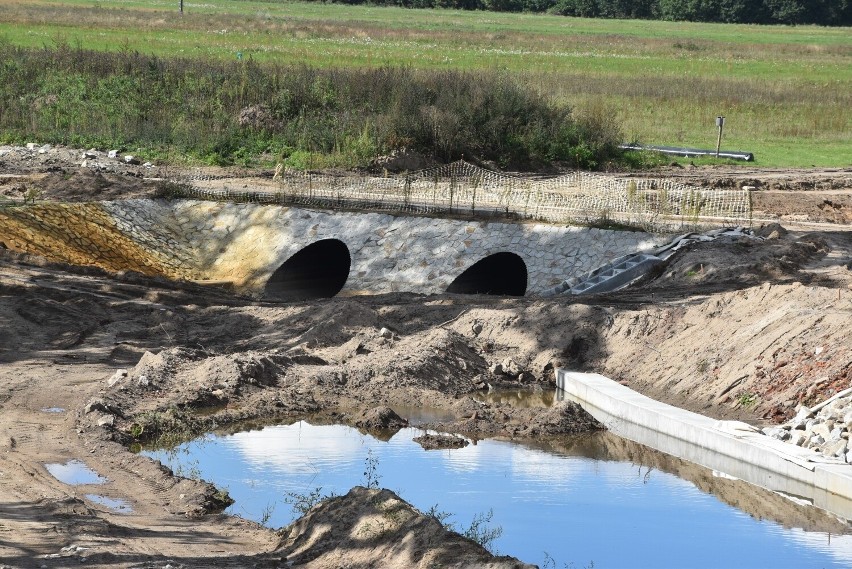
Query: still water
44 459 107 485
145 421 852 568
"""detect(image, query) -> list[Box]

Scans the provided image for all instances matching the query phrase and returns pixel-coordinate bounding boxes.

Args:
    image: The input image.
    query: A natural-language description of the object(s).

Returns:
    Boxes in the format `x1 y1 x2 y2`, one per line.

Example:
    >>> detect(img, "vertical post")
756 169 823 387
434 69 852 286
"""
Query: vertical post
179 0 183 13
449 171 455 213
715 116 725 159
471 175 477 216
404 175 410 209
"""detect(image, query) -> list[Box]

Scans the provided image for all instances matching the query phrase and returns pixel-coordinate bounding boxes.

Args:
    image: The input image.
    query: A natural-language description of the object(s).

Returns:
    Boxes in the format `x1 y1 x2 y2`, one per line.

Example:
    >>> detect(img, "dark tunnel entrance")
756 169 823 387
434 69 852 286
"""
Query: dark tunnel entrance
447 252 527 296
264 239 351 301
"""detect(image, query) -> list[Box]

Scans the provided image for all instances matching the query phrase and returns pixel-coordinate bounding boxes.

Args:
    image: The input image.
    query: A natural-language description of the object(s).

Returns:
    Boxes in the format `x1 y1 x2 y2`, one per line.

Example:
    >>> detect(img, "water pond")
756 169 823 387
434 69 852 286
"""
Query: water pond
144 420 852 568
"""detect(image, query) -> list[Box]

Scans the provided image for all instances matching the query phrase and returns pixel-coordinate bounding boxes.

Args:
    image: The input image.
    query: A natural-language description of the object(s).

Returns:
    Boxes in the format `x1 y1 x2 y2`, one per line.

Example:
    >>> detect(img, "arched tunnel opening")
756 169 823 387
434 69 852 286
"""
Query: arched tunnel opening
264 239 351 301
447 252 527 296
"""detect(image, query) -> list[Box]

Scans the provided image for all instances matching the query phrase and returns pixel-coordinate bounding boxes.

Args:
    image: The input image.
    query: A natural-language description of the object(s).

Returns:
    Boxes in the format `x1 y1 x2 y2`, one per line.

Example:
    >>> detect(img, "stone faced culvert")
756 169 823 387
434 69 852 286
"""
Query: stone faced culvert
0 199 667 298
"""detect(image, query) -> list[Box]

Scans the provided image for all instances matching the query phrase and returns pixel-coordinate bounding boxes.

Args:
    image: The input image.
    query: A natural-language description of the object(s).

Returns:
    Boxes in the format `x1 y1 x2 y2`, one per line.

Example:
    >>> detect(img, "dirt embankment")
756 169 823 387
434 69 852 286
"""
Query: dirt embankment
1 153 852 567
625 165 852 225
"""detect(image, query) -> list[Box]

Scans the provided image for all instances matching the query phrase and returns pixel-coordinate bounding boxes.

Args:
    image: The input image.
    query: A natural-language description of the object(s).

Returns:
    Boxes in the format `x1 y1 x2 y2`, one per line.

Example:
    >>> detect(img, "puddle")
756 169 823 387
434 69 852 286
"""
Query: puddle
144 421 852 568
85 494 133 513
44 459 107 485
40 407 65 413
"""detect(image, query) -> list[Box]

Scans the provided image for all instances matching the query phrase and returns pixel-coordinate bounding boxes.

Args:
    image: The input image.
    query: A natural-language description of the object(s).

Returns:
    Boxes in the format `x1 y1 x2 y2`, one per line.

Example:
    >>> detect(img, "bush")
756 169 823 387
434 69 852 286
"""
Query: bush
0 44 624 170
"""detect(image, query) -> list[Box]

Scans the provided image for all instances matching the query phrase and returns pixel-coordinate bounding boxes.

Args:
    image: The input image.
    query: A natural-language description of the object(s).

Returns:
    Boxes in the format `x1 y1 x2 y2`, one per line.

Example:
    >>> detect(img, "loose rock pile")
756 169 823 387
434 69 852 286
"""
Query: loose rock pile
763 389 852 463
0 143 154 174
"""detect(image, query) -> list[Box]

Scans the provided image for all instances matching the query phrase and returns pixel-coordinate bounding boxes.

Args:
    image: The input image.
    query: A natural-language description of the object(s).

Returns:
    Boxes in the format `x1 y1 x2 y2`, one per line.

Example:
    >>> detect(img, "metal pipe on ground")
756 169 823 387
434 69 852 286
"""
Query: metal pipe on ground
620 143 754 162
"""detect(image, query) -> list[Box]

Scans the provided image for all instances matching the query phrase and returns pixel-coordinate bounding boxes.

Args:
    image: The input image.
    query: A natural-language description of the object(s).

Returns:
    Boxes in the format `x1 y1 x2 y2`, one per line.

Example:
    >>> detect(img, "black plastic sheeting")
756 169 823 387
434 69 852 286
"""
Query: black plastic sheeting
620 143 754 162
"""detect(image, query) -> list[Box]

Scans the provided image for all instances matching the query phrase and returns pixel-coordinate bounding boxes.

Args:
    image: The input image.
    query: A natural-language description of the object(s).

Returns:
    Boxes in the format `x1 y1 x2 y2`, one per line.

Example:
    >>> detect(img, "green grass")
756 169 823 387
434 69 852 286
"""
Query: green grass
0 0 849 167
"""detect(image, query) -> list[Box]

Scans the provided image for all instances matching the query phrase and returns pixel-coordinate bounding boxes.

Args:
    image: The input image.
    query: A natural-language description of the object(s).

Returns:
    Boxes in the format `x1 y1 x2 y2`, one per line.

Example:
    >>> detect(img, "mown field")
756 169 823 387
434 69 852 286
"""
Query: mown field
0 0 849 167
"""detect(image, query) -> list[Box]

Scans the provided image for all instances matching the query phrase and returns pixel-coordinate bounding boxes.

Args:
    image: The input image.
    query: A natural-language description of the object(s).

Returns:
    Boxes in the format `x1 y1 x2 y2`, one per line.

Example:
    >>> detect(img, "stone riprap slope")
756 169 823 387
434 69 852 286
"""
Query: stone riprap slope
0 199 666 295
766 392 852 463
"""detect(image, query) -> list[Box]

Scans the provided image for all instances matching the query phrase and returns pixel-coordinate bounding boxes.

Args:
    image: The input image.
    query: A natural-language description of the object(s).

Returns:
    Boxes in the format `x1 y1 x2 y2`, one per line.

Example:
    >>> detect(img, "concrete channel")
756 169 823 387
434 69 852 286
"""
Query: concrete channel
557 370 852 522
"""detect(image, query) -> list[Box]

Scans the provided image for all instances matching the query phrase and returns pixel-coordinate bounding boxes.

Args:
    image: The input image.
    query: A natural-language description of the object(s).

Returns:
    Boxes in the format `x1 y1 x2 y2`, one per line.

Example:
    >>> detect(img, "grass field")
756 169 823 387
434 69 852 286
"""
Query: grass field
0 0 849 167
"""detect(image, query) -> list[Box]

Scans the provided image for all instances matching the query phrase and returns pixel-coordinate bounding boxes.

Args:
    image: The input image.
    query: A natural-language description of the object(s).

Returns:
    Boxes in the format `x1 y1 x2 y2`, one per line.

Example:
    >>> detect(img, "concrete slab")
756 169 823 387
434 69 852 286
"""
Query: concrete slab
557 369 852 522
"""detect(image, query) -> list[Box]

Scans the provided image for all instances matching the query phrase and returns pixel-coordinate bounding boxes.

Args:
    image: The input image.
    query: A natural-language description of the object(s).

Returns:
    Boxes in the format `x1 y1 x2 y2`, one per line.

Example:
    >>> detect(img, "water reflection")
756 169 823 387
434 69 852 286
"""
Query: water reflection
85 494 133 513
145 422 852 568
44 459 106 485
559 393 852 527
471 388 555 408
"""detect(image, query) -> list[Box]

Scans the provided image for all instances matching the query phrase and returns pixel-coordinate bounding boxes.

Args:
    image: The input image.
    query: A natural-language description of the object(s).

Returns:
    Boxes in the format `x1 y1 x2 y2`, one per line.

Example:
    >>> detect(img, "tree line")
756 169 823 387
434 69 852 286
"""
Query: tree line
316 0 851 26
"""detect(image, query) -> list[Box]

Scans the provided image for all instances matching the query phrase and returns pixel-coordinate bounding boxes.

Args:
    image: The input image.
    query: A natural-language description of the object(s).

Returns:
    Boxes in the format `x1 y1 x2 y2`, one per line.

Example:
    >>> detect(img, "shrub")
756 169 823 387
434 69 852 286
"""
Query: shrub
0 44 624 170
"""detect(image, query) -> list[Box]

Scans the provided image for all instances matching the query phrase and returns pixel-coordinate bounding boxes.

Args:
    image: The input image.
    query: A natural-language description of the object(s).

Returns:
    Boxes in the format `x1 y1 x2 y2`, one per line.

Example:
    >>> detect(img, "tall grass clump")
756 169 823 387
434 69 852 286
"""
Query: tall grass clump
0 41 621 170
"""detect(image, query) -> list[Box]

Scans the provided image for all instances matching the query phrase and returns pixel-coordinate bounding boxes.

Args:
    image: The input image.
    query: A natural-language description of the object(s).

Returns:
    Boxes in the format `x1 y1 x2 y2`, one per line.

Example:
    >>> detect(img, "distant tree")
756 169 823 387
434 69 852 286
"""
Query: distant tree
299 0 852 25
434 0 481 9
763 0 807 23
793 0 852 25
549 0 602 17
716 0 768 23
482 0 525 12
656 0 713 22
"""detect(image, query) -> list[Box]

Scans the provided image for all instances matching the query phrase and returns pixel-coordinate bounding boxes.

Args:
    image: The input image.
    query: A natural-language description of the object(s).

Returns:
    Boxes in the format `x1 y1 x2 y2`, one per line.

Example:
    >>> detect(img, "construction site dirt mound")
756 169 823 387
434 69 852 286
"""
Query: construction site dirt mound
278 486 535 569
2 150 852 567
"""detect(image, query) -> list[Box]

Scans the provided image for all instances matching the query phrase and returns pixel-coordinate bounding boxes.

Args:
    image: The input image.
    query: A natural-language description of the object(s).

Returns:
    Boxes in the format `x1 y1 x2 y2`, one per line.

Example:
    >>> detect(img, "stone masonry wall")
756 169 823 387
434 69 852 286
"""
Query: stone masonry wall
0 199 669 295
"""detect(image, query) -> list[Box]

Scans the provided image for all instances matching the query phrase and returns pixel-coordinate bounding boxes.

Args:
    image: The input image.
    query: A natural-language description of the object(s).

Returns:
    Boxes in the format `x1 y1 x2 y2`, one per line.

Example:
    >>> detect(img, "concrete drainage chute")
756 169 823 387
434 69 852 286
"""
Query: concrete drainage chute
544 227 760 297
264 238 351 301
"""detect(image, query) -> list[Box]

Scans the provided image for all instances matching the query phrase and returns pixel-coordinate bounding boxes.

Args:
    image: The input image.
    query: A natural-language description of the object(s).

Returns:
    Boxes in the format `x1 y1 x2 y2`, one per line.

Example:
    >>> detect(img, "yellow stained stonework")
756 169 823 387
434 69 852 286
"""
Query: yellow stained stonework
0 199 668 296
0 203 188 279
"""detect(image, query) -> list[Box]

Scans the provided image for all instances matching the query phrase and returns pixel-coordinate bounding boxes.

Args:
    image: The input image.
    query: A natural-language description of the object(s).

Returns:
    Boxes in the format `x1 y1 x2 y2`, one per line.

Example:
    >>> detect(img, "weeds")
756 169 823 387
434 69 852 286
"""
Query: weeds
212 486 233 509
259 502 276 526
172 458 202 480
543 553 596 569
737 392 758 408
685 264 705 278
129 406 203 446
363 448 382 489
284 486 337 517
0 44 620 170
427 504 504 554
426 504 454 527
462 509 503 554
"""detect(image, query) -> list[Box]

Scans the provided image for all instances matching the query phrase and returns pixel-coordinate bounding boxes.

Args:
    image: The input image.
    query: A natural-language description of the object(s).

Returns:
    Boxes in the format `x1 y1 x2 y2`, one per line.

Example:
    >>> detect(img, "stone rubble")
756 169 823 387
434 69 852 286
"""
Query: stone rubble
763 388 852 463
0 143 155 175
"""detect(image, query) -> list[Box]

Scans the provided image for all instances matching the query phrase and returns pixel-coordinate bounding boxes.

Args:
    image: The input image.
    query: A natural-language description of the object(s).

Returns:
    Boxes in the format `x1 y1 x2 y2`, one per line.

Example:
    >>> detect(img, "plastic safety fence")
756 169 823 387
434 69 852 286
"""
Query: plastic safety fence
172 160 751 232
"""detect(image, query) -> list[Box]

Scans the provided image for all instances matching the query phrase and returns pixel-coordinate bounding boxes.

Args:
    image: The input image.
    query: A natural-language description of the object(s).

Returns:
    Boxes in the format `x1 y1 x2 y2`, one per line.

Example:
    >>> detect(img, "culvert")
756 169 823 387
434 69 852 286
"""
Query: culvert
264 239 351 301
447 252 527 296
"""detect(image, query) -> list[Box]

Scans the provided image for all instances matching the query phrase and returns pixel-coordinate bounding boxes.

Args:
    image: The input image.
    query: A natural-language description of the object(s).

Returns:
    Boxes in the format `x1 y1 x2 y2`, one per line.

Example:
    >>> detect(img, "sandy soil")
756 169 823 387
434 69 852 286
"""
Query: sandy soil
1 147 852 568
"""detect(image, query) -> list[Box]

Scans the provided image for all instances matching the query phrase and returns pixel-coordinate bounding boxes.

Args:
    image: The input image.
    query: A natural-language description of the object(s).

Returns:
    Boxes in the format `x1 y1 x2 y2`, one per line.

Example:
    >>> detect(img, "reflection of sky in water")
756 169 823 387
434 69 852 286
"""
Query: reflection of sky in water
85 494 133 513
44 459 106 485
145 422 852 568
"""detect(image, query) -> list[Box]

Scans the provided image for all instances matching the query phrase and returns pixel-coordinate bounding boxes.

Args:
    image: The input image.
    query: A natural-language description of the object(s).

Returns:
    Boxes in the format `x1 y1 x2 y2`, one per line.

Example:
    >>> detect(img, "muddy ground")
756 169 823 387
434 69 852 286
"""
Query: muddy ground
1 147 852 568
